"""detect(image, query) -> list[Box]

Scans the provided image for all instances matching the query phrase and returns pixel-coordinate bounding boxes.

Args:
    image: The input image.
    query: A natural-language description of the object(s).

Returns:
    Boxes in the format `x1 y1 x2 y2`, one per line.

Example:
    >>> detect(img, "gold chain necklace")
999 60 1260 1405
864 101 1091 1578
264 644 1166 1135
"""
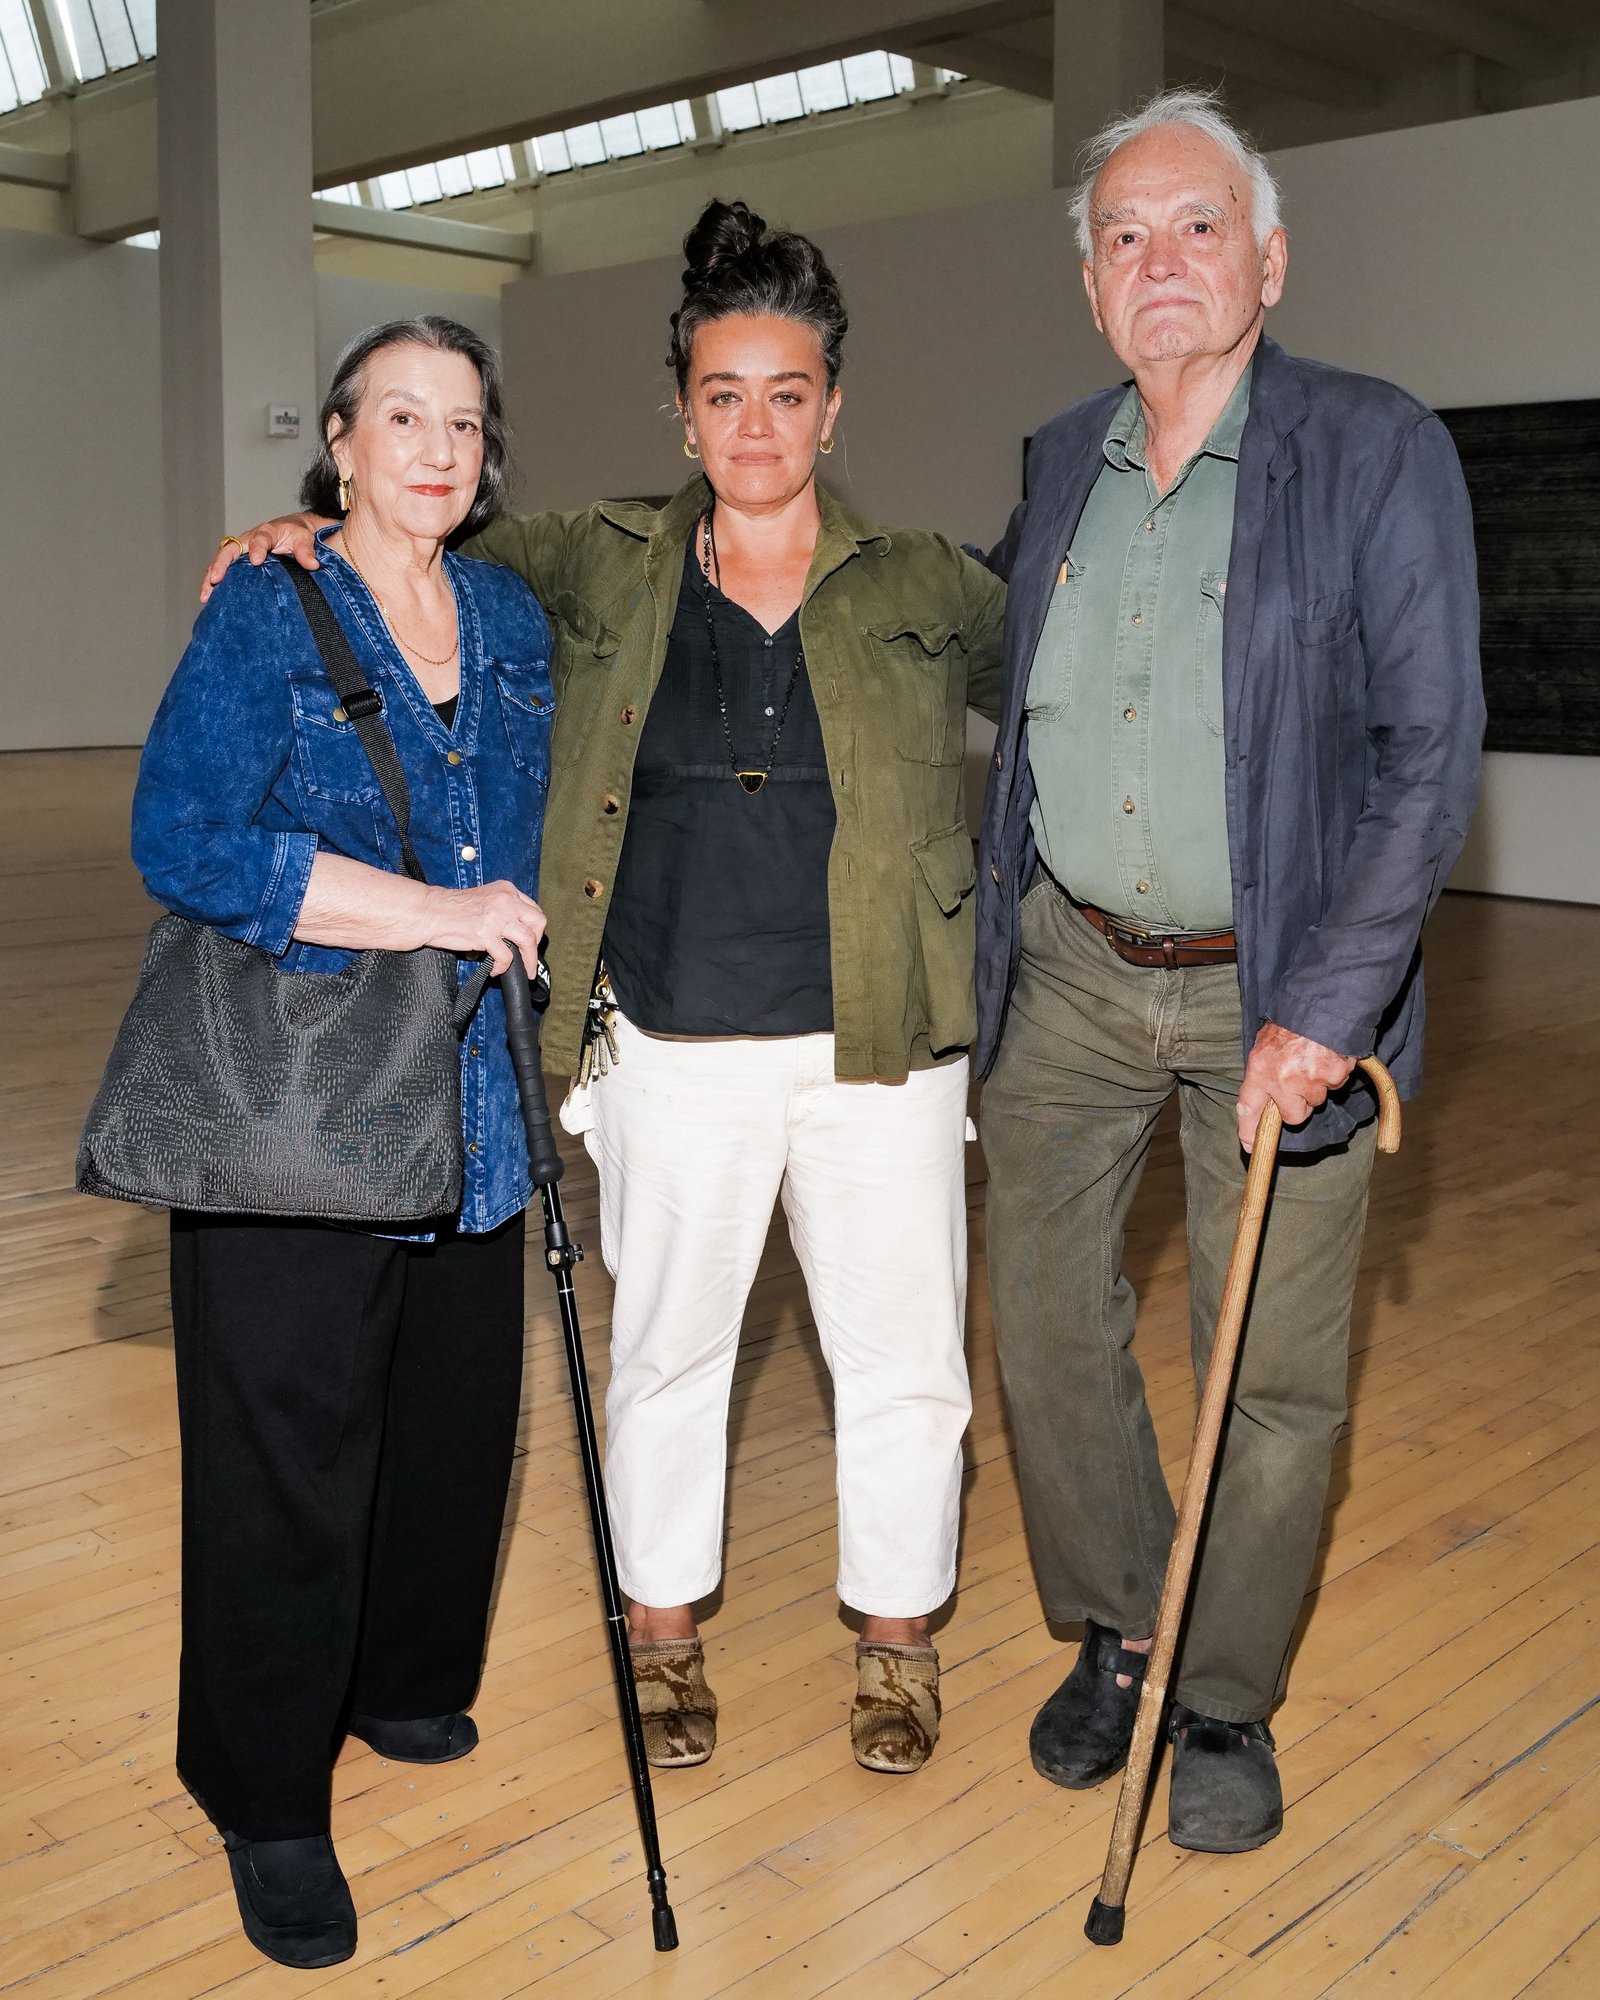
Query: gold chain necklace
338 534 460 668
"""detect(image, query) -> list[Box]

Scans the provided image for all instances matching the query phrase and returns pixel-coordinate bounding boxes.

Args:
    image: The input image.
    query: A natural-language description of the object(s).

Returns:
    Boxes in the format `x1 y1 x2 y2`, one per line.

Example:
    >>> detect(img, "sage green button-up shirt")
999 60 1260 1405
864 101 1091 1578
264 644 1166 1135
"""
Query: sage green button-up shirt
1026 362 1251 932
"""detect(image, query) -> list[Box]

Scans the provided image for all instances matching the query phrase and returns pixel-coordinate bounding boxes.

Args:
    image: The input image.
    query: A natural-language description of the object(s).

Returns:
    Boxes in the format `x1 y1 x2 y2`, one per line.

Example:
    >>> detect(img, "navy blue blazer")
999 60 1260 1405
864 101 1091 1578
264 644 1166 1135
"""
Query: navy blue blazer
975 335 1485 1151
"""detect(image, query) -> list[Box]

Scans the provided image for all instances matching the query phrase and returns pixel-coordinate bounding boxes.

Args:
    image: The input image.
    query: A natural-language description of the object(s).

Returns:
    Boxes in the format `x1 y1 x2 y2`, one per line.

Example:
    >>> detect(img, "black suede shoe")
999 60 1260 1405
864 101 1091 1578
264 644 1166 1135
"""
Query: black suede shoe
222 1833 357 1969
347 1710 479 1764
1166 1704 1283 1852
1029 1621 1149 1789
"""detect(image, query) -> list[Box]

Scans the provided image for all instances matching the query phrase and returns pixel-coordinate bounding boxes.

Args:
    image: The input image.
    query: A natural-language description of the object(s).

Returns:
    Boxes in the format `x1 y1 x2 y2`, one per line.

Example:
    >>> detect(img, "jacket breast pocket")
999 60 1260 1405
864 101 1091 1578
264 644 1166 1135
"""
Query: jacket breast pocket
867 619 968 766
1024 555 1085 718
1195 570 1227 738
492 657 555 785
288 675 383 802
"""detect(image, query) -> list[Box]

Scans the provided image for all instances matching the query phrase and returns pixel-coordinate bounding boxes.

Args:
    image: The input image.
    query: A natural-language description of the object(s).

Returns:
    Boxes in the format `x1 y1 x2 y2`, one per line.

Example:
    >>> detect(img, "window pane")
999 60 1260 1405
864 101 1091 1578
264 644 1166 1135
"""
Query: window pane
673 99 696 143
754 73 805 123
0 0 47 112
463 147 509 189
564 122 607 167
405 162 445 205
889 54 917 92
599 113 644 159
534 131 572 174
715 82 761 132
796 61 849 114
375 171 414 210
319 183 361 206
636 103 684 151
842 51 895 101
430 155 471 197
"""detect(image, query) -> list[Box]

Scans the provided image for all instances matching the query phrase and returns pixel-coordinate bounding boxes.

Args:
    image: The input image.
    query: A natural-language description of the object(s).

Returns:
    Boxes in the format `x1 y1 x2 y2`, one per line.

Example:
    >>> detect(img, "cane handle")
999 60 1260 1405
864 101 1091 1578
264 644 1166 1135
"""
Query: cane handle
1357 1055 1402 1154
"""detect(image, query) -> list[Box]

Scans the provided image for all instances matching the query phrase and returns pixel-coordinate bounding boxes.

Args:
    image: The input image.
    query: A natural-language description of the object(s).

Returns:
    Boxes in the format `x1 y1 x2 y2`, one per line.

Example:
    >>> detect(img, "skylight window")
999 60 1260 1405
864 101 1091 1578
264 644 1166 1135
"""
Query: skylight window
0 0 49 114
0 0 155 113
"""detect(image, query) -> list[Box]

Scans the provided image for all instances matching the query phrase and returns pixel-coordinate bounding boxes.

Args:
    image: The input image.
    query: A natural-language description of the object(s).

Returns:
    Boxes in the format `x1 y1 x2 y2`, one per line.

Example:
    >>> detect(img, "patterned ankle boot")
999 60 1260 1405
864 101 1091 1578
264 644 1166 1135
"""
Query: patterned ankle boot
851 1640 940 1774
630 1636 718 1767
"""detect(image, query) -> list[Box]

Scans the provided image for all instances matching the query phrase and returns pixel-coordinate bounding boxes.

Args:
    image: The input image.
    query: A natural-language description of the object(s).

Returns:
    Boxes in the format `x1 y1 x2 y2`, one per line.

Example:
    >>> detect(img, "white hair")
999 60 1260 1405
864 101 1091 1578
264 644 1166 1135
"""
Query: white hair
1069 87 1283 260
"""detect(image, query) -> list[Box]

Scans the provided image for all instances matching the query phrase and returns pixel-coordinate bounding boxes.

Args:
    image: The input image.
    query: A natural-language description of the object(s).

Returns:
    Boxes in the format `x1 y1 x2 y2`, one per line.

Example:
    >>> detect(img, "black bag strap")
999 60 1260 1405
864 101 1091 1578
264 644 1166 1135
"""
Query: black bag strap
280 560 427 883
281 558 494 1031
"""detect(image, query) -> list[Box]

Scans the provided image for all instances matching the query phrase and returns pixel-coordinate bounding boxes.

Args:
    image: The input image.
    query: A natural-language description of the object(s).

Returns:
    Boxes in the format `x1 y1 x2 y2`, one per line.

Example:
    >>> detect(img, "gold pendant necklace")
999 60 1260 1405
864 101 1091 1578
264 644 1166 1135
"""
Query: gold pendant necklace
339 534 461 669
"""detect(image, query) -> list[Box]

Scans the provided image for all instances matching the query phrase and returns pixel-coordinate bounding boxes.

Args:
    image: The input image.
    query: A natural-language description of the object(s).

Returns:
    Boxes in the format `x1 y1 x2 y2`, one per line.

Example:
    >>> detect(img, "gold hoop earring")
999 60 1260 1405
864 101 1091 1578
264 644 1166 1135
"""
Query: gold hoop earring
819 436 836 456
337 473 350 511
683 437 700 461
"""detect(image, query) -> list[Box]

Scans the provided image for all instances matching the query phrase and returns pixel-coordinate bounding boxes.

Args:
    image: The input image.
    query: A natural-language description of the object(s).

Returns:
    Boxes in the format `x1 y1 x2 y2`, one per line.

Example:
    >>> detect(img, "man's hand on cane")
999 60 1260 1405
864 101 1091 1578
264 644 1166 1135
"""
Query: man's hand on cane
1236 1023 1356 1151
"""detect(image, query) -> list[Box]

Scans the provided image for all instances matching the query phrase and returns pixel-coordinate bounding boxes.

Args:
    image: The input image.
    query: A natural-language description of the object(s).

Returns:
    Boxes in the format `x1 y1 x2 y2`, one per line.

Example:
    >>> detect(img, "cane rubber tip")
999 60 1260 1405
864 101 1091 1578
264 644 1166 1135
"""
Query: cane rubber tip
1085 1897 1125 1946
652 1905 679 1952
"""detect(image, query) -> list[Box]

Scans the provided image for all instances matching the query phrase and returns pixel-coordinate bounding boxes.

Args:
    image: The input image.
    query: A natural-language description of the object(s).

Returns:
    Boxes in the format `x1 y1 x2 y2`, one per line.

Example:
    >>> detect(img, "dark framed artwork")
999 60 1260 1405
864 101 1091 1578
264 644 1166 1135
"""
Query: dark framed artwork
1436 400 1600 755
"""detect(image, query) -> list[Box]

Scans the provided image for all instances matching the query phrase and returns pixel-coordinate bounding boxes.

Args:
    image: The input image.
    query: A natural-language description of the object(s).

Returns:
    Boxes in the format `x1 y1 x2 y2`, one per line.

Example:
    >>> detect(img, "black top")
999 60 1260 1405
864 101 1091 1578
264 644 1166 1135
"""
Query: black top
433 692 459 729
603 539 836 1035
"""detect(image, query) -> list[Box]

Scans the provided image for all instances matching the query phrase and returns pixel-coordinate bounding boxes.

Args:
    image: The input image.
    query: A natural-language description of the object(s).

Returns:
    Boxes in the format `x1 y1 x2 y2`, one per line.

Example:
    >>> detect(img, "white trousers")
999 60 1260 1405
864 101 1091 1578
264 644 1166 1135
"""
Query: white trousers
563 1016 973 1617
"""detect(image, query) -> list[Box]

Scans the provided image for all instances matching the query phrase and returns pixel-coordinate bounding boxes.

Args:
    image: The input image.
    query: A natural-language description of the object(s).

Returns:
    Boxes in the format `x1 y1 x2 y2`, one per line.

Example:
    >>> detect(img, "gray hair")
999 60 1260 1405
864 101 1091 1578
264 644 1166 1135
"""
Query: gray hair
301 315 511 537
1069 87 1282 261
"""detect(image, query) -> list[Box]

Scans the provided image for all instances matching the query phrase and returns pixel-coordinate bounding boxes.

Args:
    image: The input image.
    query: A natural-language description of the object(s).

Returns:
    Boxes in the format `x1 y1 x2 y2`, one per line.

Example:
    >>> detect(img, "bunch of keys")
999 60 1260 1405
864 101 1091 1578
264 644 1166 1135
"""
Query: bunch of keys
577 968 620 1087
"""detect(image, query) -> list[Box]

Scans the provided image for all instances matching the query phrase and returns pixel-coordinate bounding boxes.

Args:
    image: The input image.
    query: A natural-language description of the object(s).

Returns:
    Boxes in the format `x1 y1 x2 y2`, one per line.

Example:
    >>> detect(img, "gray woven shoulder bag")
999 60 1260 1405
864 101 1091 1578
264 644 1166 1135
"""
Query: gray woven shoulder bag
77 562 486 1223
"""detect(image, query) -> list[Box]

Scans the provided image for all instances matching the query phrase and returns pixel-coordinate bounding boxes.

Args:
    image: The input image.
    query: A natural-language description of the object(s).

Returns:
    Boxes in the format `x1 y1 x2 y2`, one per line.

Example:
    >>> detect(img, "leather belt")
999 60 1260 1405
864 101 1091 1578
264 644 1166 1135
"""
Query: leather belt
1076 900 1237 970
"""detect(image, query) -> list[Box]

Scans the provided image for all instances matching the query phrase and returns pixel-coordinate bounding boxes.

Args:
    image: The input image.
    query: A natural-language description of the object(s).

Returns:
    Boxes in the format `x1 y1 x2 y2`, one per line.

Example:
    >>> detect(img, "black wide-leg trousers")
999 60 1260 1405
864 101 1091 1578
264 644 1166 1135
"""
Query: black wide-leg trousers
168 1209 526 1838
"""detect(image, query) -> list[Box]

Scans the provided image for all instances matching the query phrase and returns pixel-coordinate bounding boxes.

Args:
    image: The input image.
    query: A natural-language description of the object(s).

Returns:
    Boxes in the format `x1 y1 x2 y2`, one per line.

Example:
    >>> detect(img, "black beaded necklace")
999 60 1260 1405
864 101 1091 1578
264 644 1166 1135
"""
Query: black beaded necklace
699 509 806 796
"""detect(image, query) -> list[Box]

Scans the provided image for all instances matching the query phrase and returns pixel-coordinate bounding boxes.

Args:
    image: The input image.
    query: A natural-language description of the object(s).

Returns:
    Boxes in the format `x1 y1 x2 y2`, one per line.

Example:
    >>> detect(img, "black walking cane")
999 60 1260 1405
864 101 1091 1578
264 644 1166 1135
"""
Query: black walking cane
499 954 679 1954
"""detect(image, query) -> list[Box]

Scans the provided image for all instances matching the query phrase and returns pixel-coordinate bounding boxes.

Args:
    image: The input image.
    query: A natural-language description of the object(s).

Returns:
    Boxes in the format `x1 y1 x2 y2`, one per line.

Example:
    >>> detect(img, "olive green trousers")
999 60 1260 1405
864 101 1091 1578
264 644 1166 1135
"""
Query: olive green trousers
980 874 1376 1722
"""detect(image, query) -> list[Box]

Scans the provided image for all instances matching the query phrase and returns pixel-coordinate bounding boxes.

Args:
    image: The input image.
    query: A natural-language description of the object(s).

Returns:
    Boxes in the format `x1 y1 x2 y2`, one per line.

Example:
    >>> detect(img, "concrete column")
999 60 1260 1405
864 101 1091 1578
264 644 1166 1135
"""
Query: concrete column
1053 0 1165 190
158 0 316 656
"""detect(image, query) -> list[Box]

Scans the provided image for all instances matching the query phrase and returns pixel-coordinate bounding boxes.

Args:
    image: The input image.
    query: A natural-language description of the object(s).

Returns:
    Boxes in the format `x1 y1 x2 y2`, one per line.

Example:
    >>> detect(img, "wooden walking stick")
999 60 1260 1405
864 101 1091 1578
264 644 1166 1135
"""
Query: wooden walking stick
1085 1057 1402 1947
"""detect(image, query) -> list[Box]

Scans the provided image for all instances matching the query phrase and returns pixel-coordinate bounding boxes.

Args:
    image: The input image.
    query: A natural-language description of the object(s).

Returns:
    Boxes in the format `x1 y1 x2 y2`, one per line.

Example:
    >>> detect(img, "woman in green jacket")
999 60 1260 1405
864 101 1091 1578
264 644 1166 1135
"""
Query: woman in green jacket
212 200 1004 1778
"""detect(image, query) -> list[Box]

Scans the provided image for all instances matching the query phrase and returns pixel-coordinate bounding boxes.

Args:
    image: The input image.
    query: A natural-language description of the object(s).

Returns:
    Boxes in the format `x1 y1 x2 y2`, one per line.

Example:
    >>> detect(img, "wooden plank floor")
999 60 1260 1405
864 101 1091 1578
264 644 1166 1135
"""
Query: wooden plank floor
3 745 1599 1999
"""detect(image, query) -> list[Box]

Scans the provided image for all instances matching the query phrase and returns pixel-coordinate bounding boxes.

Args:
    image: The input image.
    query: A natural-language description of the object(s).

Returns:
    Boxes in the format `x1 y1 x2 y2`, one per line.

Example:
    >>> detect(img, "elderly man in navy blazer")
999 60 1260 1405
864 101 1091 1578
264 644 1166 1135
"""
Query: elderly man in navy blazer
976 88 1483 1852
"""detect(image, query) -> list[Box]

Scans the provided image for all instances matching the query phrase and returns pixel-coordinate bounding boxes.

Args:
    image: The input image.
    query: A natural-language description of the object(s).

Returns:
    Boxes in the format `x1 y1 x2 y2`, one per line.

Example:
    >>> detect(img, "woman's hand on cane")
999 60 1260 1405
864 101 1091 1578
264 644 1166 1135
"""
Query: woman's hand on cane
419 881 546 975
294 855 545 975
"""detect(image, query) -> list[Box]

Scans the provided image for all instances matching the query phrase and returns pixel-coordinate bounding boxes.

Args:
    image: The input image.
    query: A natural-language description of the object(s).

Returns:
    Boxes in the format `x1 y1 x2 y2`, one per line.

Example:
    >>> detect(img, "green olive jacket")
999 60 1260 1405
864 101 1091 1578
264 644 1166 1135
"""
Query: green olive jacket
466 474 1006 1081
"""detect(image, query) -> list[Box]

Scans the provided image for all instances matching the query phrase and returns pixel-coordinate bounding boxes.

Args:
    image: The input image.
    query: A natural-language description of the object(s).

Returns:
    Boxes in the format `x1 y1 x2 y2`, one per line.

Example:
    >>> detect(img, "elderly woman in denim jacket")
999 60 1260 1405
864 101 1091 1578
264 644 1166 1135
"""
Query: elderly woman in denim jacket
134 318 552 1971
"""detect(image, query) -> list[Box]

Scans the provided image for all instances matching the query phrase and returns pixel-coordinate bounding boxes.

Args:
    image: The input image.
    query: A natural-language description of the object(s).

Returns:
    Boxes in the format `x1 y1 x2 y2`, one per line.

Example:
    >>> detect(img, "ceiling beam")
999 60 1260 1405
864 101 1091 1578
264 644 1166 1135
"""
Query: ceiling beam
69 0 1052 240
0 138 71 189
1167 7 1385 111
1341 1 1570 74
905 34 1054 97
310 197 535 264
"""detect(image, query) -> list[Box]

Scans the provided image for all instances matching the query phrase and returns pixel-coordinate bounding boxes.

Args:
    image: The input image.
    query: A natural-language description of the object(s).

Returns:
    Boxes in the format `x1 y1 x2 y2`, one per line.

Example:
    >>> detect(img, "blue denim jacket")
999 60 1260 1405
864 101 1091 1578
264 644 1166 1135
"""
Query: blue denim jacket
132 529 554 1232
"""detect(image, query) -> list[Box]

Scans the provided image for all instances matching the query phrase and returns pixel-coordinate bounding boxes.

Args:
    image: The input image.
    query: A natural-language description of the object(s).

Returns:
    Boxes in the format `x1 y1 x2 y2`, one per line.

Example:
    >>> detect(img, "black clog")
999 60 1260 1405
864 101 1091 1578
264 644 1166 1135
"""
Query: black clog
1166 1704 1284 1852
1029 1620 1149 1789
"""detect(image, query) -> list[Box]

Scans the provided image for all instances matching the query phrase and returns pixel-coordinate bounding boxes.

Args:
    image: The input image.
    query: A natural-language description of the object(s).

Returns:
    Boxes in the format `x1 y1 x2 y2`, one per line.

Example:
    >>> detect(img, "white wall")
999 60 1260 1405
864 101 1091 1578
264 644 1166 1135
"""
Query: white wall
0 232 500 751
499 95 1600 904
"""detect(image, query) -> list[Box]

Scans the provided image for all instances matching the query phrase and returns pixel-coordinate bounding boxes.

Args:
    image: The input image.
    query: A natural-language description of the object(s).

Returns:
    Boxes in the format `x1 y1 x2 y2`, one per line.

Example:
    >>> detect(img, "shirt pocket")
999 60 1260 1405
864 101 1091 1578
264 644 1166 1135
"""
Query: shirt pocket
287 672 384 802
1195 569 1228 738
491 655 555 786
1024 555 1086 718
866 618 968 766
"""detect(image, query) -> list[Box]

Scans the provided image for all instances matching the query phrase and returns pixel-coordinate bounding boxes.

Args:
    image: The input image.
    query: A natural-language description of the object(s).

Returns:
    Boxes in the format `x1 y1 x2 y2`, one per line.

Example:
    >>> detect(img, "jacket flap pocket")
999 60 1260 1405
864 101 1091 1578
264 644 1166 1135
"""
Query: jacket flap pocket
547 589 620 657
868 618 962 656
912 823 977 916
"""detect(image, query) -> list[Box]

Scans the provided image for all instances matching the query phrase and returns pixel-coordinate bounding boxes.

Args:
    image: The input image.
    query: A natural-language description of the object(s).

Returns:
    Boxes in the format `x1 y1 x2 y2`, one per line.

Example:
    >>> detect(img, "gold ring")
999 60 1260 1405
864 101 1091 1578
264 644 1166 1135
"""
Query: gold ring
217 533 245 556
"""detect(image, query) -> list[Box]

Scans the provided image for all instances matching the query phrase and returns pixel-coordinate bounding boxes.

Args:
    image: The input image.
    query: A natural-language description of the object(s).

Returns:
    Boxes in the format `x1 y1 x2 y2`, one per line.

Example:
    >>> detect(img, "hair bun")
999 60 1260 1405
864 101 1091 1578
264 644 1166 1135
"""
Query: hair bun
682 199 768 289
